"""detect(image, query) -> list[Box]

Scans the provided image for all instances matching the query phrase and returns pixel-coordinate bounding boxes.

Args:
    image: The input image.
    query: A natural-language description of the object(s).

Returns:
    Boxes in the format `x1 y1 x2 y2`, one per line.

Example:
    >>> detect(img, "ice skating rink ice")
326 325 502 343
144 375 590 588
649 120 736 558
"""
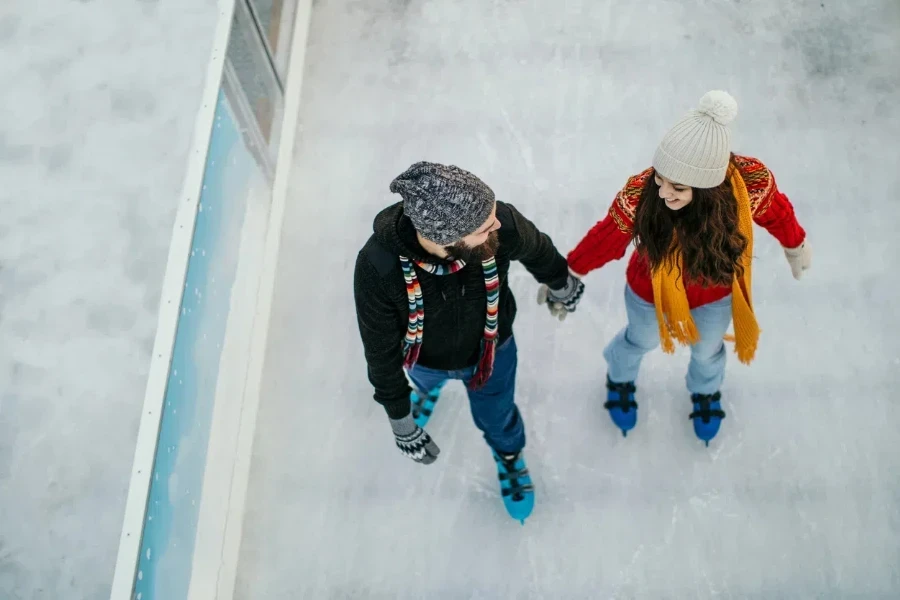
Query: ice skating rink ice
234 1 900 598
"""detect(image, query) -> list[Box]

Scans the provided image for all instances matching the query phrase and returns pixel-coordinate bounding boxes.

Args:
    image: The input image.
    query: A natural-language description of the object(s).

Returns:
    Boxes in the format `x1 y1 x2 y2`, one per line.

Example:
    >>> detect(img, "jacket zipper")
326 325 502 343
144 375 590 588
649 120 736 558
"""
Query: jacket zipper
454 272 462 353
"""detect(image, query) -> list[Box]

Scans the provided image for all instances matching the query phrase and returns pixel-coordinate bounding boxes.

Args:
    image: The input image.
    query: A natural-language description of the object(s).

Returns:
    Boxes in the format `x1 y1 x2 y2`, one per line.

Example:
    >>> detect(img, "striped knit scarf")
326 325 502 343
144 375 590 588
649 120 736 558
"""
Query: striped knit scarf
399 255 500 390
650 165 760 364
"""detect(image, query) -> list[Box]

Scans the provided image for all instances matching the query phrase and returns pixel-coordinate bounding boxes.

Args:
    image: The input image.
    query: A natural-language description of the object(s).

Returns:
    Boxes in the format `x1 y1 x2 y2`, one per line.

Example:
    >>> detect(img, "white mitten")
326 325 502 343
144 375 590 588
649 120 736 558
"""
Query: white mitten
783 240 811 280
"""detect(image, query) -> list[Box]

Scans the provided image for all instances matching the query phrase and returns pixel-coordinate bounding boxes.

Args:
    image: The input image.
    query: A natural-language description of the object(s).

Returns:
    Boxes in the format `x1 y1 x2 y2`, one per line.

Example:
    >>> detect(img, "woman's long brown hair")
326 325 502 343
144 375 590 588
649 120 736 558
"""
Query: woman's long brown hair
632 161 748 287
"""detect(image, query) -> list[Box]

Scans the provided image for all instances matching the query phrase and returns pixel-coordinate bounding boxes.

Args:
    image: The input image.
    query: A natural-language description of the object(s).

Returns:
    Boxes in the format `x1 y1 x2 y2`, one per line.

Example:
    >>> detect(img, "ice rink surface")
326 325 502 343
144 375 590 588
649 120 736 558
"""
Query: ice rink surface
236 0 900 598
0 0 216 597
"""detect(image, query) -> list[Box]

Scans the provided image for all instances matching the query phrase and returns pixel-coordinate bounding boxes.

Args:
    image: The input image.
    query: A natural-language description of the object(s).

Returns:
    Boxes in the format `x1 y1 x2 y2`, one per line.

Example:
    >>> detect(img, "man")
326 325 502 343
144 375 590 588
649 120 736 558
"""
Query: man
353 161 584 523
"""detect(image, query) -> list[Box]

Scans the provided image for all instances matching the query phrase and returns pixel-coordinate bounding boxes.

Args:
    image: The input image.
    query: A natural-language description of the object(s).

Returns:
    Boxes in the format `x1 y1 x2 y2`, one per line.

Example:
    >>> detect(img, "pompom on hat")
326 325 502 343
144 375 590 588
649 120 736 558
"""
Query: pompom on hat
652 90 739 189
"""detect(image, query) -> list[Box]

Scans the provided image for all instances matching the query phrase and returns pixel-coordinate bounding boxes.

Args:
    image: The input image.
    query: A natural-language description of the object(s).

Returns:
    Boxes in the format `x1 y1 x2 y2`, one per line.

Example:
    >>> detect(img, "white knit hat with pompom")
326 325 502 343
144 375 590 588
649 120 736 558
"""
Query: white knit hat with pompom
652 90 738 188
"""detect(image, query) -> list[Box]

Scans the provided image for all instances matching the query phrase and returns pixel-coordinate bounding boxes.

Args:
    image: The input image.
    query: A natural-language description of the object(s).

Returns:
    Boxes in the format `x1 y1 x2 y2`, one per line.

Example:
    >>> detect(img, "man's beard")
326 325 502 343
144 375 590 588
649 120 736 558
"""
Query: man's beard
446 230 500 263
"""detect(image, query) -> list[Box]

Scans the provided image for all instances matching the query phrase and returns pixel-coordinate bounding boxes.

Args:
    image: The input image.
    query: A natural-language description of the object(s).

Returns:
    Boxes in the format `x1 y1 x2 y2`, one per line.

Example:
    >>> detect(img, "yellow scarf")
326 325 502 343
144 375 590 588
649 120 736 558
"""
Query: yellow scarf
650 166 759 364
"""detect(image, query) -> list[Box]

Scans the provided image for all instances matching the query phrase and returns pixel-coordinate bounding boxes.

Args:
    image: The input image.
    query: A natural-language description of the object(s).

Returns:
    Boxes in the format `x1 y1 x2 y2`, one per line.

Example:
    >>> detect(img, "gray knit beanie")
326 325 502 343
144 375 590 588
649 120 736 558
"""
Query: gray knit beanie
390 161 495 246
652 90 738 189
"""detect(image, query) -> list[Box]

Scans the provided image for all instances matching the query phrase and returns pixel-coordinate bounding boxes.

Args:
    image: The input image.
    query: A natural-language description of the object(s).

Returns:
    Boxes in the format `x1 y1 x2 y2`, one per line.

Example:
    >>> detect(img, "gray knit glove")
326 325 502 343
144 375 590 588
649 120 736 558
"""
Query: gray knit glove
389 414 440 464
536 272 585 321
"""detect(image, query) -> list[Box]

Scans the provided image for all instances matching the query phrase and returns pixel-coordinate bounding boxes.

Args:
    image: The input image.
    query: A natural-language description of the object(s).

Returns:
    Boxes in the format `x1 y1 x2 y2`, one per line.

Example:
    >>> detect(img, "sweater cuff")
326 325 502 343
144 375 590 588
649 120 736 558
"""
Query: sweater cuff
566 253 592 278
551 273 577 295
782 236 806 255
783 238 807 254
382 396 412 420
546 271 570 291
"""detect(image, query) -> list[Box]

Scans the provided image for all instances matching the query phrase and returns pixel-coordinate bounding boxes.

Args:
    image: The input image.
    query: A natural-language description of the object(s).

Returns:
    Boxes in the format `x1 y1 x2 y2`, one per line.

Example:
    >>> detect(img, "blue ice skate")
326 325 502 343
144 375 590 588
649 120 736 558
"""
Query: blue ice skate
492 450 534 524
604 376 638 437
410 381 446 428
689 391 726 446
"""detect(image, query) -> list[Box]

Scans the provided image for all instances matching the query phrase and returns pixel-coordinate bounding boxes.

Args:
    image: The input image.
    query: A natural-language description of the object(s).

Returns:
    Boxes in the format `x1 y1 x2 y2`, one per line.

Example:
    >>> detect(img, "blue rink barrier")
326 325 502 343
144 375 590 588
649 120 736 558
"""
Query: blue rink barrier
131 86 257 600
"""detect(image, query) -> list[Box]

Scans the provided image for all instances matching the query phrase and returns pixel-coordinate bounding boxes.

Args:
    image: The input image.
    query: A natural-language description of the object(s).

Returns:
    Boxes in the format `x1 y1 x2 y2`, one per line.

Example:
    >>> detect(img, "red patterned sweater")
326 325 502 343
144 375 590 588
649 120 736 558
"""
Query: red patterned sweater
567 155 806 308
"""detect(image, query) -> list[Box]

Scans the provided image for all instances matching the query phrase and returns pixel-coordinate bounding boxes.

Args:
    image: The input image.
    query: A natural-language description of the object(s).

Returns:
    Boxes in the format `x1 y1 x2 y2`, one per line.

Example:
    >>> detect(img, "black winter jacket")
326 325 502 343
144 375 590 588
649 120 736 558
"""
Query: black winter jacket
353 201 570 419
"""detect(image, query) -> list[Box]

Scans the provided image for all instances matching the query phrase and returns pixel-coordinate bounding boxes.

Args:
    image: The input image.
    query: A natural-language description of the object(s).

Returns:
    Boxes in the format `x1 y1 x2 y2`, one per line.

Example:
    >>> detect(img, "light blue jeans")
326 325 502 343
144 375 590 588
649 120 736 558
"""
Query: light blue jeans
603 284 733 395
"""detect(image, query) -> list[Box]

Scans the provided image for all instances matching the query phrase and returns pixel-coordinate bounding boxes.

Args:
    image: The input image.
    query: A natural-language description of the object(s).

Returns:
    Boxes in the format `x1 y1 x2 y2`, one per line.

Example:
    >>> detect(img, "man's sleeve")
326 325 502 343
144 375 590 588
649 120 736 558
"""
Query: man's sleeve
353 250 412 419
499 203 570 290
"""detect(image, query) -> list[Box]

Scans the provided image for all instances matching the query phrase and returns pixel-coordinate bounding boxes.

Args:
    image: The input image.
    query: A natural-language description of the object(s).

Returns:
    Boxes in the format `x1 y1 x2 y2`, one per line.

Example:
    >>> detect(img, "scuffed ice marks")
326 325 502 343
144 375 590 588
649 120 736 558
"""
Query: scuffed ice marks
786 18 869 80
782 1 897 87
37 144 73 173
0 13 20 44
109 88 159 121
86 303 138 337
0 538 29 600
0 134 32 165
338 0 419 67
389 0 412 15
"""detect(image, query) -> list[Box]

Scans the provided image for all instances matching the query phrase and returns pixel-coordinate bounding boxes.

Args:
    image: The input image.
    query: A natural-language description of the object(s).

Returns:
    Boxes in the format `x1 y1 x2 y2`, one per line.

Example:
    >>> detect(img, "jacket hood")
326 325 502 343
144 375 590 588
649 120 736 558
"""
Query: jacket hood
372 202 453 264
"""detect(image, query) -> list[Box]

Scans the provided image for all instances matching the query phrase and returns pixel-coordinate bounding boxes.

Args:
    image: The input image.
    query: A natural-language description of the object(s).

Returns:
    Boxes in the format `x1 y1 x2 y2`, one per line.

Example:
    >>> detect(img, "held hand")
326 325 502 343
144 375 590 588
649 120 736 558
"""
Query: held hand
389 414 440 464
537 271 585 321
783 240 812 280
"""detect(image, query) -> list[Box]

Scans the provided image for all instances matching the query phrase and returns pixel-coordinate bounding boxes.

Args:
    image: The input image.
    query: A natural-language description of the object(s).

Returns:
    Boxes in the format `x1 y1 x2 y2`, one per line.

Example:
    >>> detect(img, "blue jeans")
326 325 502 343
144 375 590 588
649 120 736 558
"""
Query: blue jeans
603 285 733 395
407 336 525 454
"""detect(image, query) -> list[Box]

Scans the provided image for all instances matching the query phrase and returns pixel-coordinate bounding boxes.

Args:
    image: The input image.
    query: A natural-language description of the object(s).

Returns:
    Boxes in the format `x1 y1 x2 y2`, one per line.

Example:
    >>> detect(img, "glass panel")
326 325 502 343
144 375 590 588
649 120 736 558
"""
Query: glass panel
246 0 298 81
131 87 271 600
225 0 285 163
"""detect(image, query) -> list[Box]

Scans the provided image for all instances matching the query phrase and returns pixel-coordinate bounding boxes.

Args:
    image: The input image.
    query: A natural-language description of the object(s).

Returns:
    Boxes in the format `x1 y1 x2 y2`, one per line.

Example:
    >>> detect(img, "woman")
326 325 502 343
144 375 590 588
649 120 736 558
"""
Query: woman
565 90 811 445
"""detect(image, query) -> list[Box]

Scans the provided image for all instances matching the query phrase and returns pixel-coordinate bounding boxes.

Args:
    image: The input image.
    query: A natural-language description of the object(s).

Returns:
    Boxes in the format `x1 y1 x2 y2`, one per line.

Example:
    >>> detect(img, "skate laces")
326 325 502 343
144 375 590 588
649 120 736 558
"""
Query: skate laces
604 379 637 413
496 452 533 502
410 392 432 421
689 391 726 424
410 386 441 421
